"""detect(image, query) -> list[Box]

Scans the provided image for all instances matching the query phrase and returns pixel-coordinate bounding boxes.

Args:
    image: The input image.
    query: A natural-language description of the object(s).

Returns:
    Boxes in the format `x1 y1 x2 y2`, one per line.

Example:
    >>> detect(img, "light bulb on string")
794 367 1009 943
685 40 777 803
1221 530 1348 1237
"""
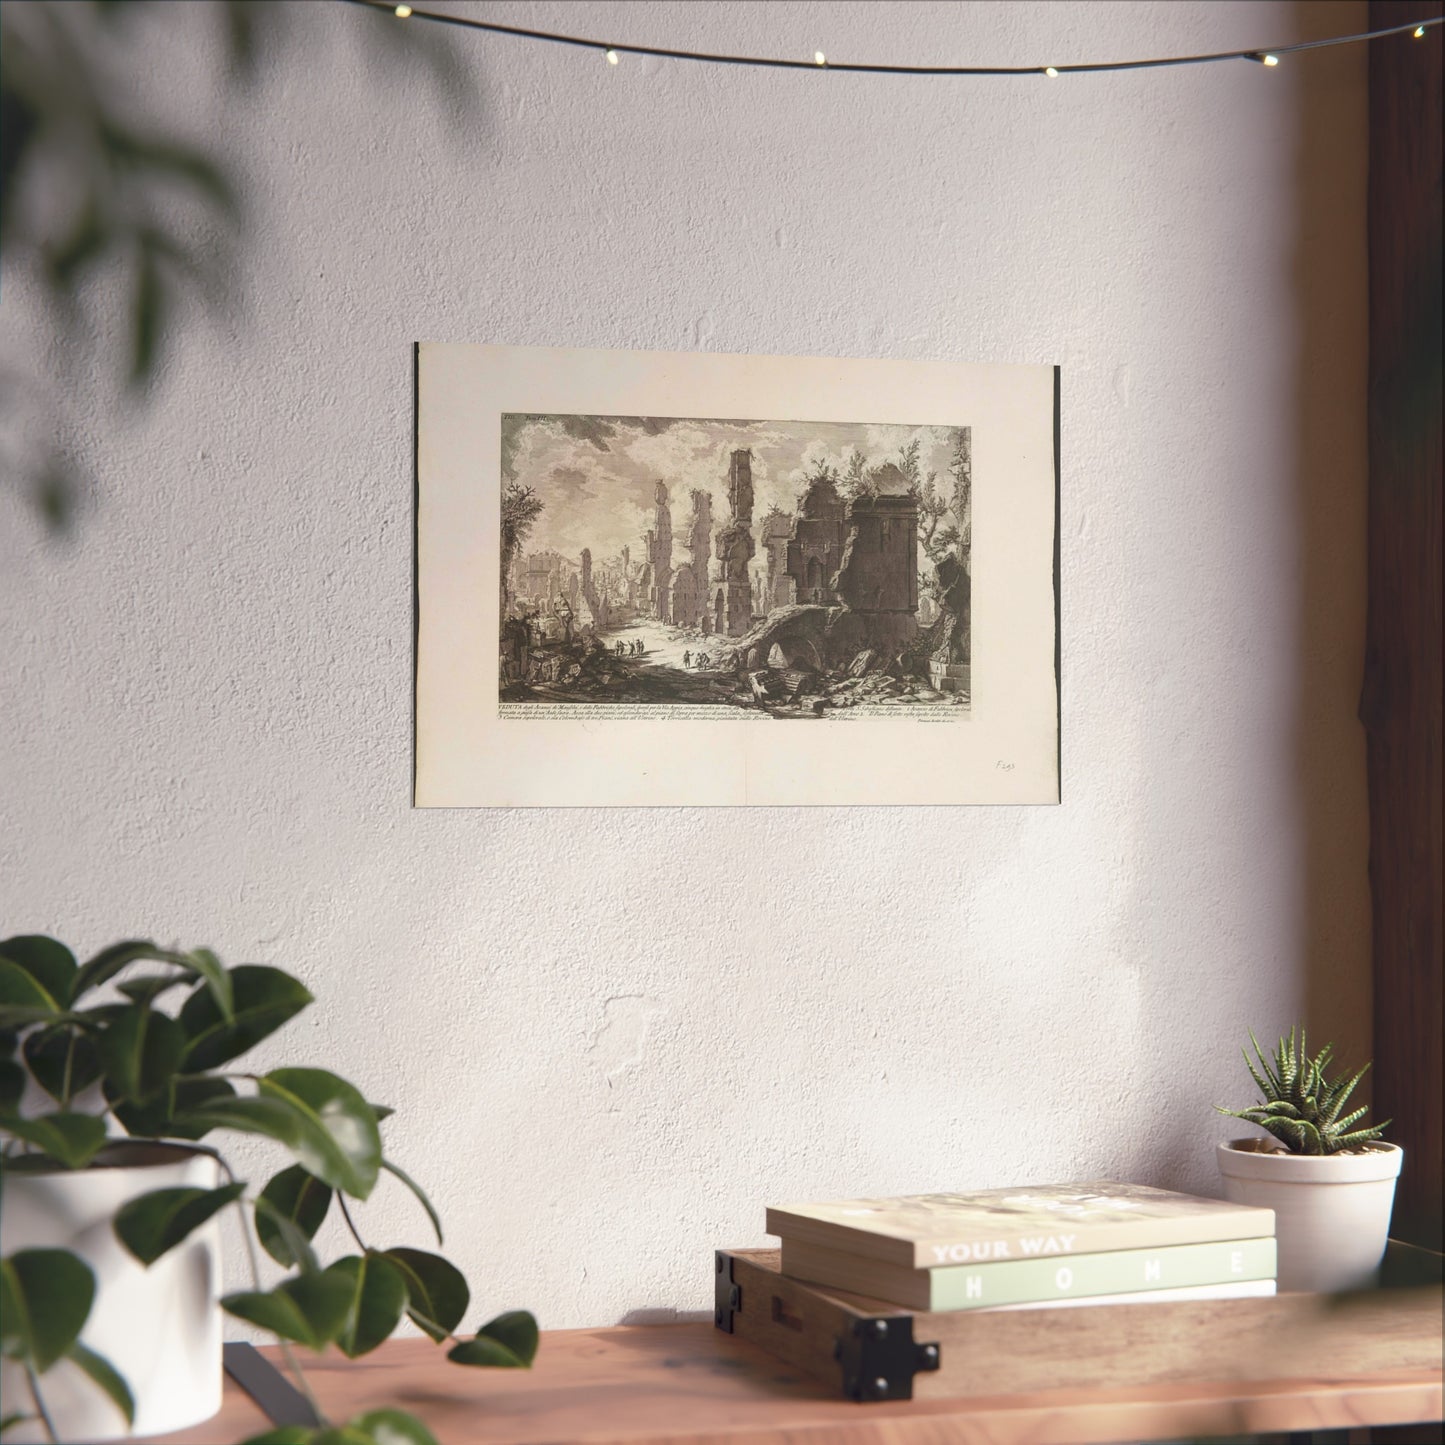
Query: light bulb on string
338 2 1441 80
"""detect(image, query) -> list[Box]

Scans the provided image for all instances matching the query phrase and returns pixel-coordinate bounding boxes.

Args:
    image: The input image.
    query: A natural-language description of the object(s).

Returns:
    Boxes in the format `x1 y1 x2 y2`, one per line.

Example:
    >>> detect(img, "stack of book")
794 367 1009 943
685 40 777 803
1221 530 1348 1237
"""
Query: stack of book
766 1181 1277 1312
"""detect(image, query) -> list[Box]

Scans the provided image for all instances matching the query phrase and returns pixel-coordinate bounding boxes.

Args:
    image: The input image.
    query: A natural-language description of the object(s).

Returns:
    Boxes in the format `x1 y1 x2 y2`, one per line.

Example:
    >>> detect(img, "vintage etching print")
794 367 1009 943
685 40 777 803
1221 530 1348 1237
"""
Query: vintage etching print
499 415 971 720
416 344 1057 806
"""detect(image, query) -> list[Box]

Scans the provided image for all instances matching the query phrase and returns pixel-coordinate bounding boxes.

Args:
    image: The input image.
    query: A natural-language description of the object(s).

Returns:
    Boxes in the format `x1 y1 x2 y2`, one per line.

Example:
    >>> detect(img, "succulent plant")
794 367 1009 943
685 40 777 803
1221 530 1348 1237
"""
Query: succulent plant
1216 1025 1391 1156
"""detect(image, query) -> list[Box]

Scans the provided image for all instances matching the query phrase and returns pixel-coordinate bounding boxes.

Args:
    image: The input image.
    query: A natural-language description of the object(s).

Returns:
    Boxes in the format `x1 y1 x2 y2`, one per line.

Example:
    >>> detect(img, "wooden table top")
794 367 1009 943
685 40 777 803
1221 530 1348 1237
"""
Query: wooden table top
150 1320 1444 1445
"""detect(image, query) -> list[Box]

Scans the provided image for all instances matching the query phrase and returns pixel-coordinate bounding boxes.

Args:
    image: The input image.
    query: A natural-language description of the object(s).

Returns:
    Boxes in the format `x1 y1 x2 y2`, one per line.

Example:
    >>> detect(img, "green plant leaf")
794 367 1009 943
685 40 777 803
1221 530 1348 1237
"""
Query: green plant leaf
179 966 313 1071
256 1165 332 1268
23 1027 102 1103
67 1340 135 1426
380 1158 442 1246
72 941 180 1000
171 1094 308 1152
73 1003 131 1032
0 1248 95 1371
0 1262 22 1359
252 1196 321 1276
258 1070 381 1201
113 1182 245 1266
382 1248 468 1342
1333 1121 1392 1151
326 1253 407 1359
0 1060 24 1114
309 1430 374 1445
182 948 233 1022
222 1272 353 1351
370 1103 394 1121
108 1074 239 1142
238 1431 315 1445
116 974 191 1007
98 1005 187 1103
0 938 76 1008
156 1077 240 1141
447 1310 538 1368
0 960 60 1028
0 1112 108 1168
351 1409 441 1445
1 1414 36 1435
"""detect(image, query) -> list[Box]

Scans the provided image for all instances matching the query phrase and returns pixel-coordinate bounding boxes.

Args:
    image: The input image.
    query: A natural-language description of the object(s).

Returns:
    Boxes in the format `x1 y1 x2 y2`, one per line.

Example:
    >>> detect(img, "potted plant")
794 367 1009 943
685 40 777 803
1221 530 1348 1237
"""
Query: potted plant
0 934 537 1444
1215 1025 1402 1293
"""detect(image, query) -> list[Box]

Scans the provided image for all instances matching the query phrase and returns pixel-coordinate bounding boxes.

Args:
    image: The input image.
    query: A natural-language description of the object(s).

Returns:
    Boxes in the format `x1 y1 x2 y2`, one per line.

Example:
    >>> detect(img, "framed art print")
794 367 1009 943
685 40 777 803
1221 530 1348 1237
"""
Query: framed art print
415 343 1058 806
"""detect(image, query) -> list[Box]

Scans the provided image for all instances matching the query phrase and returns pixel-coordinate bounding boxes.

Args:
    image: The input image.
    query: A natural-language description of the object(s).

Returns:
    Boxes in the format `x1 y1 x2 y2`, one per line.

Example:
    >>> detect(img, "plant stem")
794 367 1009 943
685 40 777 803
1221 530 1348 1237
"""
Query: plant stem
218 1156 327 1427
336 1194 367 1253
335 1197 465 1348
60 1032 77 1110
24 1364 57 1444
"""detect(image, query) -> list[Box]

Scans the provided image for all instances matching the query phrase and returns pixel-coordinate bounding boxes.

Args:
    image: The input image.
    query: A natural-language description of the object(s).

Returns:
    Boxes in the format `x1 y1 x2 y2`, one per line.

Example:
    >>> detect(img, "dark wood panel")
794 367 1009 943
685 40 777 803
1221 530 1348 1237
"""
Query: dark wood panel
1364 0 1444 1319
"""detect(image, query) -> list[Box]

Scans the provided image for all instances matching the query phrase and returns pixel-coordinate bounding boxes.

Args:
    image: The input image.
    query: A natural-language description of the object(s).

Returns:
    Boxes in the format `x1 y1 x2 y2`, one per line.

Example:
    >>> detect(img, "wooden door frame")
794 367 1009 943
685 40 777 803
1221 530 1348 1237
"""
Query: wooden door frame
1365 0 1443 1254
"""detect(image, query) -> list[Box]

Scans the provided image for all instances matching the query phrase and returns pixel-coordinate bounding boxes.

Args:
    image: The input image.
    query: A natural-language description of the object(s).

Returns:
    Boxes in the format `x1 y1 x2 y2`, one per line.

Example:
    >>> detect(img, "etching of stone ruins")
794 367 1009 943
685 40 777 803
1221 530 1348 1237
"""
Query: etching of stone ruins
499 414 971 716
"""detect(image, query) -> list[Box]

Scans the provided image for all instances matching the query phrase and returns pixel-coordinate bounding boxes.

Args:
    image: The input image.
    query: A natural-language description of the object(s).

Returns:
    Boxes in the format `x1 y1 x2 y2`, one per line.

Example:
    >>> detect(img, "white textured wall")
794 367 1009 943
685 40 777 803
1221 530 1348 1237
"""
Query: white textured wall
0 1 1369 1331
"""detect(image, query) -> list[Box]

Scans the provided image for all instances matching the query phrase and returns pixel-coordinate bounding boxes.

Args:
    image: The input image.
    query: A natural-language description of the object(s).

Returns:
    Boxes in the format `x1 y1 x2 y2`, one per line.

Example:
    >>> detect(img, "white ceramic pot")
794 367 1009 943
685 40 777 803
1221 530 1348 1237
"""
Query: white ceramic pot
1216 1137 1403 1293
0 1141 224 1442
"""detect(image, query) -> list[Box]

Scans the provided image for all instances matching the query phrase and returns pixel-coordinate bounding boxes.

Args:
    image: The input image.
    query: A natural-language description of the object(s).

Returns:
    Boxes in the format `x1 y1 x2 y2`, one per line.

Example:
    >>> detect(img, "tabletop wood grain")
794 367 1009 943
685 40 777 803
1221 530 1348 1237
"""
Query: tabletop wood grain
145 1321 1443 1445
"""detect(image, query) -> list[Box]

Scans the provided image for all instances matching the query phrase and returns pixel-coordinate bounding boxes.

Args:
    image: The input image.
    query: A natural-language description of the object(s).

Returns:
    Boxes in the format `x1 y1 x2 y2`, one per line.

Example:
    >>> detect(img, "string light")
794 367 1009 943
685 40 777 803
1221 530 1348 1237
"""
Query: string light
339 2 1443 78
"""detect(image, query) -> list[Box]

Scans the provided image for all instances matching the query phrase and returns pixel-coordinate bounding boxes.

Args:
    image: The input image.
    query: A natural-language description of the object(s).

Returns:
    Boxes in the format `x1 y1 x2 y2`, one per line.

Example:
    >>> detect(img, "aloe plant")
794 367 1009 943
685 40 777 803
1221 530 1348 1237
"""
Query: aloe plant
0 935 536 1445
1216 1025 1391 1156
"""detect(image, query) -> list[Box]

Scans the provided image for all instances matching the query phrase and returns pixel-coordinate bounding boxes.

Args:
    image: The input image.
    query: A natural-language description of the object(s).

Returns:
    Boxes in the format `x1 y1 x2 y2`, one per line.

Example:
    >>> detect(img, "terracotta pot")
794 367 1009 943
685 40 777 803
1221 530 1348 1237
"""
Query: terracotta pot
1216 1137 1403 1293
0 1141 224 1441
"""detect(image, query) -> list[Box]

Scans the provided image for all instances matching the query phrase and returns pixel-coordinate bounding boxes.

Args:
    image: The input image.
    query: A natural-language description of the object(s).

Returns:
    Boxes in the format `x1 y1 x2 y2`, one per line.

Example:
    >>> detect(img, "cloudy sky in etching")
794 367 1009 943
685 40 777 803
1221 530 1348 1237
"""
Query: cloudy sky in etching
500 414 959 561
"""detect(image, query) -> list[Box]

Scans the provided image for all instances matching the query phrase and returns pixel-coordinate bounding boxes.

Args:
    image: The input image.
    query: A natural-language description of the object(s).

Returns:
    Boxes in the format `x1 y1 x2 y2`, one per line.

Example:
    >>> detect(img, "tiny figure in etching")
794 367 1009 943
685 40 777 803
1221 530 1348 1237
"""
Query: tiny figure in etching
683 650 691 667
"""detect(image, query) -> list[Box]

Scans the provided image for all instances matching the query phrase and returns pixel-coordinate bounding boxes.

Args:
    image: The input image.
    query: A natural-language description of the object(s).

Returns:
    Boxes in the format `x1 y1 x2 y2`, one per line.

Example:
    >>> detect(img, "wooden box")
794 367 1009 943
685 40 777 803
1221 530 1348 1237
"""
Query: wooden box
715 1243 1445 1404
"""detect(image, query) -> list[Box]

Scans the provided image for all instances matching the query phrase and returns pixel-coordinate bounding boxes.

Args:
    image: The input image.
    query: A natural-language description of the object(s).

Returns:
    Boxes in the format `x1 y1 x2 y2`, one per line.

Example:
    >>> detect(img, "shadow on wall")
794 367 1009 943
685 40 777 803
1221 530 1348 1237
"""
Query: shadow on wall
1127 0 1373 1197
0 0 473 535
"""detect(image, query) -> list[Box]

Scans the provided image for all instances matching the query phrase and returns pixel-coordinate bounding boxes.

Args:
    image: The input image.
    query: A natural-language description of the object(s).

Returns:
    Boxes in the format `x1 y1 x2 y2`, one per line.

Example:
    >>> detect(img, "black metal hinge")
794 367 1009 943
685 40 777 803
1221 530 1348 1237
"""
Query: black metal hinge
833 1313 941 1401
714 1250 742 1332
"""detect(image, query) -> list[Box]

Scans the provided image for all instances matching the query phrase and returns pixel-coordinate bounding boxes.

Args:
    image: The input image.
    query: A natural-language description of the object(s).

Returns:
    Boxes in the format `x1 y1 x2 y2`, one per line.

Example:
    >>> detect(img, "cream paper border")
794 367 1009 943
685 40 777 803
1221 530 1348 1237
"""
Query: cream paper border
415 343 1058 807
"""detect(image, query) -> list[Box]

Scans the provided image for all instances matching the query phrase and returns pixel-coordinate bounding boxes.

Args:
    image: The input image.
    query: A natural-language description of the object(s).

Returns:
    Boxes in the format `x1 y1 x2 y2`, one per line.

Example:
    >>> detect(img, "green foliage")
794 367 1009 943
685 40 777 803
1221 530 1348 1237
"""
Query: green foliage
0 934 537 1438
382 1248 469 1342
1216 1025 1392 1156
256 1165 334 1267
239 1410 441 1445
2 0 471 531
113 1182 247 1266
328 1253 409 1358
1 1248 95 1371
448 1310 540 1369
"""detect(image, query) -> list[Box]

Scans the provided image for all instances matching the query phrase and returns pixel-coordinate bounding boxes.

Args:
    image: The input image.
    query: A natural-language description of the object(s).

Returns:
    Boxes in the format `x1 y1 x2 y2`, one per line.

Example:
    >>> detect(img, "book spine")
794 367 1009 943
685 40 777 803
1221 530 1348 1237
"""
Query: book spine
930 1237 1276 1310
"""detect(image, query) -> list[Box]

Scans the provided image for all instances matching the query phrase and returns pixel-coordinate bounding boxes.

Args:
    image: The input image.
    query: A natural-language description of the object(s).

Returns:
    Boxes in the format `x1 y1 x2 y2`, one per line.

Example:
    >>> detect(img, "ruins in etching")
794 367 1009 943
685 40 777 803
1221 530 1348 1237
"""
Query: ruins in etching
499 413 972 717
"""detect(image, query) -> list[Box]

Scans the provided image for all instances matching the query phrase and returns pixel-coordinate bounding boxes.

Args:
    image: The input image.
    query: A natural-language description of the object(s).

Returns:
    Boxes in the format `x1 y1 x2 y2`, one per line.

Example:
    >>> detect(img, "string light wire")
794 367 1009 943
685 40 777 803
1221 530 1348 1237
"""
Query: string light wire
346 1 1441 77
